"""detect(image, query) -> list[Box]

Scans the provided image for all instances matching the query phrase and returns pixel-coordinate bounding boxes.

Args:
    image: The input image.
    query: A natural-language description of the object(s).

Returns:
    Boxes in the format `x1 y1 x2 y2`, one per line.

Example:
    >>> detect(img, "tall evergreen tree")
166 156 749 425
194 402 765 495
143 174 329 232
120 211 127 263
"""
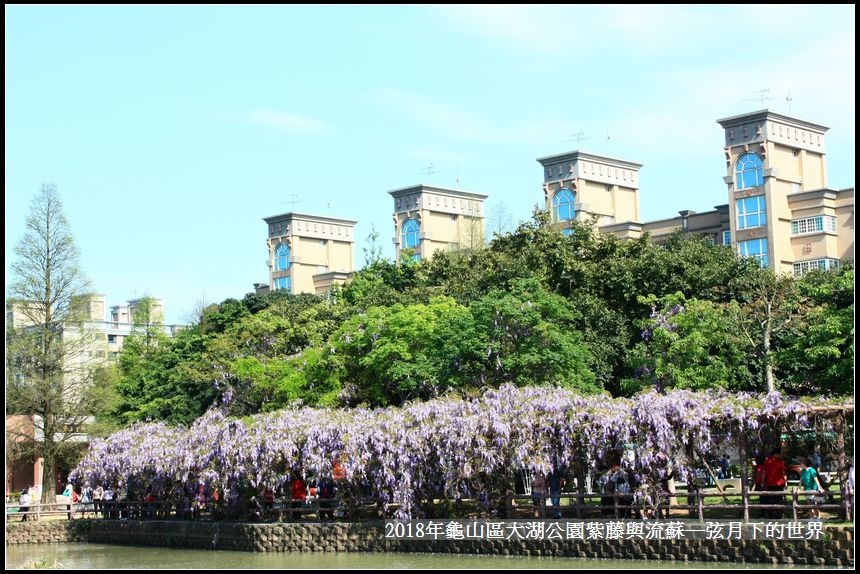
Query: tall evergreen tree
6 183 104 502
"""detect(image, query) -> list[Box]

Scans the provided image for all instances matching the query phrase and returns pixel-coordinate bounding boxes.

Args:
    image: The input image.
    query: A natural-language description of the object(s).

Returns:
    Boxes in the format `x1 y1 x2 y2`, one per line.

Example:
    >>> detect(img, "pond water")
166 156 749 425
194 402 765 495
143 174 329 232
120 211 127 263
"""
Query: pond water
4 544 831 569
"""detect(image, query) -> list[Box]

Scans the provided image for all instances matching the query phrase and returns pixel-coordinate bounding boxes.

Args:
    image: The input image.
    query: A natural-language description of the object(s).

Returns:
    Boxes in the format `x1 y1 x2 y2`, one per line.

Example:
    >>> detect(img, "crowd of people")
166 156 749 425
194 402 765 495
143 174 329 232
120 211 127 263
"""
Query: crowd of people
7 449 853 522
751 447 844 519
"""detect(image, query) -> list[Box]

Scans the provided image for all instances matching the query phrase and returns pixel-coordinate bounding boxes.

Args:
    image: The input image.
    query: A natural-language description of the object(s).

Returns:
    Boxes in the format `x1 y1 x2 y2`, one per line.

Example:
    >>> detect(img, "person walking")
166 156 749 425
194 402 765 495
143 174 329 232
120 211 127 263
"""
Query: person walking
799 457 825 519
531 471 547 518
548 469 563 519
761 448 787 519
19 487 31 522
719 454 731 479
93 484 104 518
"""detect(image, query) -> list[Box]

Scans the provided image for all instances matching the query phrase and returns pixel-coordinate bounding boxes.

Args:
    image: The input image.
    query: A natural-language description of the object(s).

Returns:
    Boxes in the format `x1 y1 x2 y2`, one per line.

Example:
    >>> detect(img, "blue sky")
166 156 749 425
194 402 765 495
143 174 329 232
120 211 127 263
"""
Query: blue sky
6 5 855 324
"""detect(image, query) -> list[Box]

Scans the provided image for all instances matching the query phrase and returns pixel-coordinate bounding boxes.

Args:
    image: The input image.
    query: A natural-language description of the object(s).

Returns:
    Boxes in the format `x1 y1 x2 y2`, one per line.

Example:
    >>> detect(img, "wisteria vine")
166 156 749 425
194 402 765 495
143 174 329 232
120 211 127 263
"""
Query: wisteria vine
71 385 846 519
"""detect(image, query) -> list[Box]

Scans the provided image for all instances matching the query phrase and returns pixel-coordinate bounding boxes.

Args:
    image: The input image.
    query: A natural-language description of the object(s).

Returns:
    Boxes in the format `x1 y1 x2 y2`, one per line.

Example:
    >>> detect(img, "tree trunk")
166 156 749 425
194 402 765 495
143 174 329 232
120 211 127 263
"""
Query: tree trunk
40 433 57 504
763 301 774 393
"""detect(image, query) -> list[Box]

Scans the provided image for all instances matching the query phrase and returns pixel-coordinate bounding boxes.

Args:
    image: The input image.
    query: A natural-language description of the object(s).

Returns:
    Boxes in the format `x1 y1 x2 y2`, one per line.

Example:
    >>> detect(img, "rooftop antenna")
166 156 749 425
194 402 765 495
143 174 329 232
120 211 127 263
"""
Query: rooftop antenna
746 88 779 109
785 90 793 114
278 193 303 212
414 163 441 177
565 131 593 145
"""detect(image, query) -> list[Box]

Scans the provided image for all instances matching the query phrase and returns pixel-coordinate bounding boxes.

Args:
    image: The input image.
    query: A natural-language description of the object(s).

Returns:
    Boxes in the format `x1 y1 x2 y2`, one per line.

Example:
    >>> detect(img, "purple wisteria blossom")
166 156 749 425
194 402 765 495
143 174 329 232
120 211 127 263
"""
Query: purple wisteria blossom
71 385 846 519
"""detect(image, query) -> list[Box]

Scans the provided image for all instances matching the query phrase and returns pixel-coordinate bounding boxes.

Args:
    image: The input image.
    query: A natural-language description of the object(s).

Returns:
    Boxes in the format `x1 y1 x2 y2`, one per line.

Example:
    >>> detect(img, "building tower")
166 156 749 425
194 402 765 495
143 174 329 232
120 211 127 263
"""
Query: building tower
263 212 357 294
717 110 853 274
536 151 643 238
389 184 488 261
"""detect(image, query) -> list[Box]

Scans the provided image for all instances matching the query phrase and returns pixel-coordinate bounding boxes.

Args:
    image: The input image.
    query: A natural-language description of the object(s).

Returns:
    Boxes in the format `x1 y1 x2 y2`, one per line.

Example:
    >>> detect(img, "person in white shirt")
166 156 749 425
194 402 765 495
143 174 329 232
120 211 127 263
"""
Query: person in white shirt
19 487 32 521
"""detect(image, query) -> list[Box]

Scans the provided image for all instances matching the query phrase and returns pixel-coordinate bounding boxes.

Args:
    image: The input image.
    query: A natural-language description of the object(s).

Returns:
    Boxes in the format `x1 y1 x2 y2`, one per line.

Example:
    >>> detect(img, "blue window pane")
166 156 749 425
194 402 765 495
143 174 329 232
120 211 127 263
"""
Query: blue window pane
562 227 574 237
736 195 767 230
275 276 290 291
276 243 291 271
402 218 420 249
553 189 575 222
736 153 764 190
738 238 769 268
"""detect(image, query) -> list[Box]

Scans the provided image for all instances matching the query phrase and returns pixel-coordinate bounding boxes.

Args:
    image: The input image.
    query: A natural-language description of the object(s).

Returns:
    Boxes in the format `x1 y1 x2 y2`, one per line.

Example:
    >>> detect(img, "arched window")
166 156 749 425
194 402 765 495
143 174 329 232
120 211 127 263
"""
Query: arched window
402 218 420 249
275 243 291 271
553 188 575 222
736 153 764 190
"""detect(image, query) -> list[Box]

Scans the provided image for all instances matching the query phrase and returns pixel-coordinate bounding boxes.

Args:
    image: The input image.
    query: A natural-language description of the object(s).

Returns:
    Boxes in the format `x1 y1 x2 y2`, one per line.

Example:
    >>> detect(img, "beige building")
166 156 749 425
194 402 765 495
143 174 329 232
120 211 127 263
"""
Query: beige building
537 151 642 238
263 212 357 295
643 206 732 246
389 184 488 261
110 297 164 326
539 111 854 276
6 294 182 494
7 294 181 363
716 110 853 275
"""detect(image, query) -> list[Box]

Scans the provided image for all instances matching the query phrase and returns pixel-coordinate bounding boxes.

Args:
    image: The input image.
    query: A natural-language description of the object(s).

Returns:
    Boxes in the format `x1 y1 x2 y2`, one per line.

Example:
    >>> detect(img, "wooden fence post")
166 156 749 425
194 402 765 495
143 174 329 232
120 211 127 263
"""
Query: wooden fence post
791 488 798 520
576 465 586 520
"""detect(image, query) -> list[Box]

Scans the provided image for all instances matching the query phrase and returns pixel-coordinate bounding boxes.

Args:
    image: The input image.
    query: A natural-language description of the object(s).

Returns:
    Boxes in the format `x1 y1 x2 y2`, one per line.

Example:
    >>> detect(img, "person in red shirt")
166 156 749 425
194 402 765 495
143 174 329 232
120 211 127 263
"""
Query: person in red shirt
291 477 306 509
261 486 275 516
144 490 156 519
761 448 787 519
332 458 346 481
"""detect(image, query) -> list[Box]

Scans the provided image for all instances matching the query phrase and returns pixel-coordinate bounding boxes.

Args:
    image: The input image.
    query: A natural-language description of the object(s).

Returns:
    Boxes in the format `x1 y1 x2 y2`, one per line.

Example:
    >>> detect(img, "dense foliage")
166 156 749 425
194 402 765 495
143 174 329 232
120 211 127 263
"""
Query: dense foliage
107 212 854 424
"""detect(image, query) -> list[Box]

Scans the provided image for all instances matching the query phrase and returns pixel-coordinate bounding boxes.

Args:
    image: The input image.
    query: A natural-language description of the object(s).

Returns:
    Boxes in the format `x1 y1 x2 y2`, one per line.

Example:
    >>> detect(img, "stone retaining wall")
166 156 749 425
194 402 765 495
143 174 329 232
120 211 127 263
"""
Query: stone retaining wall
4 521 854 566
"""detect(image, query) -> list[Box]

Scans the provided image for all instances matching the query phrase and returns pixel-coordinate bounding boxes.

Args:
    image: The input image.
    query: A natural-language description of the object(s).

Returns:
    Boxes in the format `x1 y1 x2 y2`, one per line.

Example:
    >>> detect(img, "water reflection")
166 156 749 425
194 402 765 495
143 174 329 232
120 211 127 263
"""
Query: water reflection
4 544 829 570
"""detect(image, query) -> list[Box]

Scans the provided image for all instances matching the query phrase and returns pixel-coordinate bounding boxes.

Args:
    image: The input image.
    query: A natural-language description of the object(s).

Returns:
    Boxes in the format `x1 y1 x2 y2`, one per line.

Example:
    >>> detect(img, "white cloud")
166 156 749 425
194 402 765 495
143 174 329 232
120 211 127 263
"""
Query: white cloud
432 5 855 61
246 110 328 135
599 24 855 157
363 88 497 141
430 5 714 55
366 87 619 150
431 5 555 53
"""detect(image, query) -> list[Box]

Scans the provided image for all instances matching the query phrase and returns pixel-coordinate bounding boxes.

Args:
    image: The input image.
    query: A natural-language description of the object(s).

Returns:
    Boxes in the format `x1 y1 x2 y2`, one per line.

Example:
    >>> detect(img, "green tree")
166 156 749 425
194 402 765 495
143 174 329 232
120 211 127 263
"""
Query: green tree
730 268 802 393
471 278 597 393
340 258 431 311
207 295 346 414
110 324 219 425
775 264 854 396
128 296 165 343
6 183 101 502
111 296 172 423
331 296 483 406
623 293 755 393
363 223 385 267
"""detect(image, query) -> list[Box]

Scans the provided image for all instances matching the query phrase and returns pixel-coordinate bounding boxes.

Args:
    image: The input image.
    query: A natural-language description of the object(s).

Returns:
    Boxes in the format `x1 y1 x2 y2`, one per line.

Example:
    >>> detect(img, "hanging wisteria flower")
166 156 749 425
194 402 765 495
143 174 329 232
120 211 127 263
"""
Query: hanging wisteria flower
71 385 849 520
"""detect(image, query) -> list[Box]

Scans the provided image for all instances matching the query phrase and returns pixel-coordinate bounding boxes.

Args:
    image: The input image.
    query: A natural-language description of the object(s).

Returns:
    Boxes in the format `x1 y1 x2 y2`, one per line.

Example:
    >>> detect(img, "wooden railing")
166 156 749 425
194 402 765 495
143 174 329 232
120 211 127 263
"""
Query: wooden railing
512 486 852 522
5 488 853 522
5 502 78 521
